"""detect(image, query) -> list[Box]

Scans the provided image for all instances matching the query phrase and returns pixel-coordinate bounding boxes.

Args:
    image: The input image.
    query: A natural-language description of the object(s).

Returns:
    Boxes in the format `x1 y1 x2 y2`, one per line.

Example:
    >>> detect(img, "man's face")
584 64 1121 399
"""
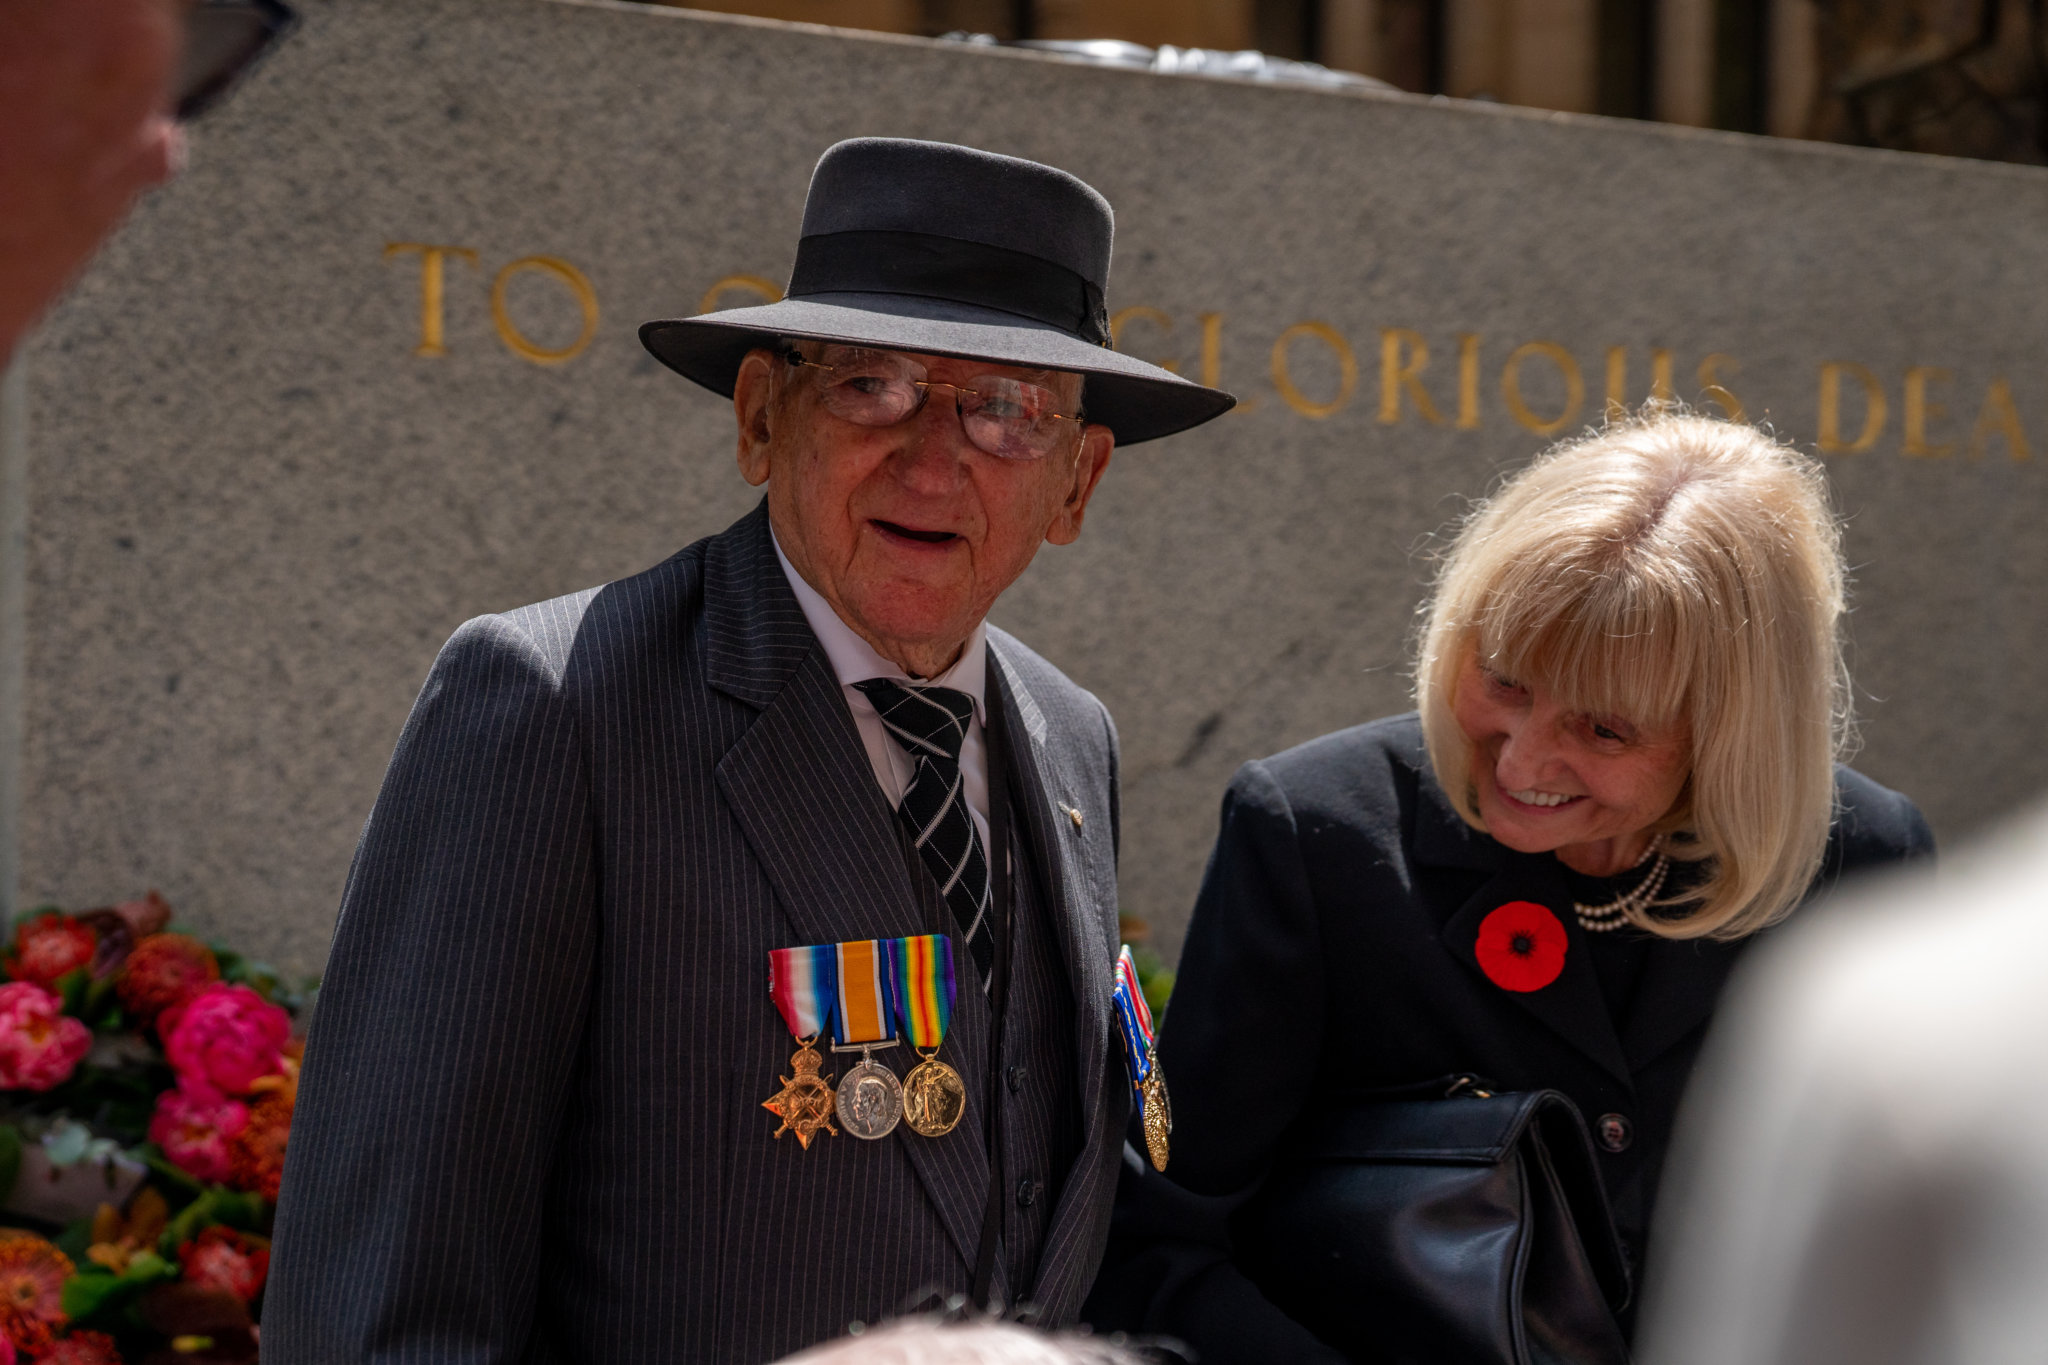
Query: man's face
734 343 1115 676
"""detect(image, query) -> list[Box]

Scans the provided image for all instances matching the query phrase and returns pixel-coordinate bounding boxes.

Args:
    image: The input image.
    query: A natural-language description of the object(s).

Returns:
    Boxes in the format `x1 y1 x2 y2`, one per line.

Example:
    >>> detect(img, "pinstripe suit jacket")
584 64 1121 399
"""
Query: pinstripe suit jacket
265 502 1131 1365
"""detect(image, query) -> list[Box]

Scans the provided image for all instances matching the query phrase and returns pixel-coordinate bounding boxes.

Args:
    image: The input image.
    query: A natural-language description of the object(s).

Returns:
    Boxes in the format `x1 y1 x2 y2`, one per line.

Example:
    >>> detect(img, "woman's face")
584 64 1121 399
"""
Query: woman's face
1450 651 1692 877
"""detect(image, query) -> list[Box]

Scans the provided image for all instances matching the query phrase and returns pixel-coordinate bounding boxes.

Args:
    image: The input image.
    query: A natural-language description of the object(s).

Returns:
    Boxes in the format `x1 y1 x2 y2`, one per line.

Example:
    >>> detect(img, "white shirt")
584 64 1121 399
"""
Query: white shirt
772 531 992 853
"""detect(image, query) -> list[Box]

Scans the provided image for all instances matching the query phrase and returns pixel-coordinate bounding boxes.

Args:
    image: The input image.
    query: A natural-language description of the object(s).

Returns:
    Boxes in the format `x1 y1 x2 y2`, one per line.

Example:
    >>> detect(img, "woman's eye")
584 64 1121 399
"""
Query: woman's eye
1484 670 1522 695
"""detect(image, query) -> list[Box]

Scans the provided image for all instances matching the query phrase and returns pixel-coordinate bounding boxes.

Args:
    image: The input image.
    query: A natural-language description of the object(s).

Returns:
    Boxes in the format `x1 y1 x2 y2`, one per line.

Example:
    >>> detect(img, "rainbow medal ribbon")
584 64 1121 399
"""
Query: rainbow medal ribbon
765 944 839 1148
1113 945 1170 1171
893 934 966 1137
830 938 904 1141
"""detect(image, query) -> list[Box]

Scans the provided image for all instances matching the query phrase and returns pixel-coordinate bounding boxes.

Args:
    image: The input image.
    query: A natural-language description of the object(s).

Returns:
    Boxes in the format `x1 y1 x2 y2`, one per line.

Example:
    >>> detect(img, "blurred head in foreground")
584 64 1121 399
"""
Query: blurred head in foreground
776 1318 1147 1365
1418 408 1849 938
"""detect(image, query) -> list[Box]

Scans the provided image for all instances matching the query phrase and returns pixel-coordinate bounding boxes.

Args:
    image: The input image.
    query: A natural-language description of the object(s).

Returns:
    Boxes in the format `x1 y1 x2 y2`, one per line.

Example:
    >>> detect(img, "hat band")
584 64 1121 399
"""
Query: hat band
787 230 1111 347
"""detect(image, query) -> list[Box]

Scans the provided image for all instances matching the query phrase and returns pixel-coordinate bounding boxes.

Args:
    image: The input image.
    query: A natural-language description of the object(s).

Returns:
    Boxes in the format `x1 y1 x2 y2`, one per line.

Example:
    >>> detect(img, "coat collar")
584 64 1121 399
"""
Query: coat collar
1405 741 1743 1084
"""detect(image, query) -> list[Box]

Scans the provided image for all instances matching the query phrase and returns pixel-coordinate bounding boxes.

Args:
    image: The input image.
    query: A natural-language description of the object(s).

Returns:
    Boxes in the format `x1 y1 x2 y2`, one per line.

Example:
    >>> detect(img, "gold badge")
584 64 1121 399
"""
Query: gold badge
763 1037 838 1149
902 1051 968 1137
1141 1048 1171 1172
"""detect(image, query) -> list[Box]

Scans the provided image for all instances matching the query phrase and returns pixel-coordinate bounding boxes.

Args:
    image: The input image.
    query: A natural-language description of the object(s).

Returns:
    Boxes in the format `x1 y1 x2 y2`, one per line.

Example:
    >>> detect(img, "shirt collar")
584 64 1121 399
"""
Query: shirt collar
772 527 987 721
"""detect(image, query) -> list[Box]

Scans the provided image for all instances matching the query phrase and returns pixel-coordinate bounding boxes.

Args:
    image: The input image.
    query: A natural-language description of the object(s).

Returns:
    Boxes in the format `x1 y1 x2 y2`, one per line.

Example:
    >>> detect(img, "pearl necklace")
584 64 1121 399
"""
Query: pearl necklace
1572 840 1669 934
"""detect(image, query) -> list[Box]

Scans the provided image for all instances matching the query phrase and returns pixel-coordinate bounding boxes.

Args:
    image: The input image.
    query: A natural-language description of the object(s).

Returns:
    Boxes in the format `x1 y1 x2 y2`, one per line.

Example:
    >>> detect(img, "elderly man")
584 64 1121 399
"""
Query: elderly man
266 138 1230 1365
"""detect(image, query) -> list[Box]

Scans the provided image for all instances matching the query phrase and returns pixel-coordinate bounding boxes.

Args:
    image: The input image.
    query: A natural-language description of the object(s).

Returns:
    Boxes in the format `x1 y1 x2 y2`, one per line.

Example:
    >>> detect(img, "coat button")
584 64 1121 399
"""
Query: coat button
1596 1113 1633 1153
1005 1065 1028 1093
1015 1177 1042 1208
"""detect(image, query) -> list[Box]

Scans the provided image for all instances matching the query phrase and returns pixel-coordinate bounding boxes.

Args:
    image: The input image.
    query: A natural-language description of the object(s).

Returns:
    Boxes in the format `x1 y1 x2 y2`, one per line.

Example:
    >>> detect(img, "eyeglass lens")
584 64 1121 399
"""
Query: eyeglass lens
802 346 1073 460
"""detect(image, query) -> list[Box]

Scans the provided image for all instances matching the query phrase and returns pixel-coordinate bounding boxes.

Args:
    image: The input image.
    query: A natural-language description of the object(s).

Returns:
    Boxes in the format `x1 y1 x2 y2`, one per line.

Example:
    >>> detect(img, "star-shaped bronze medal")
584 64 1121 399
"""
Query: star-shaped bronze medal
763 1041 838 1149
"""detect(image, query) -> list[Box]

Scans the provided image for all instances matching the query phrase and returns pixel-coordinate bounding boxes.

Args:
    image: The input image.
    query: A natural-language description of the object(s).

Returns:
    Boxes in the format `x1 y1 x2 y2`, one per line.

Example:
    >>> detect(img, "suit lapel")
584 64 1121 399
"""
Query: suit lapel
705 504 991 1270
989 644 1112 1136
987 643 1118 1311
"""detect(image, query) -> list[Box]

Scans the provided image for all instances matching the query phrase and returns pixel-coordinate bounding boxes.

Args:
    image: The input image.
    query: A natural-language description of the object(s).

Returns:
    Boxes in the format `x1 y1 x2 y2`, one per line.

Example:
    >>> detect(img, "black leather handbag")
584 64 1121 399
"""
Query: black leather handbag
1235 1080 1633 1365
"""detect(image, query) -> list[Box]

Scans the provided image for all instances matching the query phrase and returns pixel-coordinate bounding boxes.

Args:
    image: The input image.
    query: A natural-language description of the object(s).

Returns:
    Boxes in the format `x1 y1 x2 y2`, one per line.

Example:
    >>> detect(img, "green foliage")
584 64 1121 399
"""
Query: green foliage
160 1185 264 1256
60 1249 176 1325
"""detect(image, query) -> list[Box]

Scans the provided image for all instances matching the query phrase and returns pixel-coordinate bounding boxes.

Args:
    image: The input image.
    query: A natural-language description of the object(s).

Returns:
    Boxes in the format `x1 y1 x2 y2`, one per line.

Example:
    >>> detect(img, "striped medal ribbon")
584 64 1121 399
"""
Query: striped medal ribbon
1113 945 1171 1171
763 944 839 1148
893 935 966 1137
830 938 904 1141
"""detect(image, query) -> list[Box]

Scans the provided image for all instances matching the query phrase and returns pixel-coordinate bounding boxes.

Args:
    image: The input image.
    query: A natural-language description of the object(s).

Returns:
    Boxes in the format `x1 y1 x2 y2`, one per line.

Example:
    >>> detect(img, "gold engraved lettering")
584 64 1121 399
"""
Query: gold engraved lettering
1501 341 1584 436
1697 353 1744 421
1457 334 1481 429
1109 307 1181 373
491 256 600 366
697 274 783 315
1605 346 1627 417
1378 328 1444 425
1817 362 1886 454
384 242 479 357
1271 321 1357 420
1197 313 1256 413
1650 348 1674 404
1903 366 1955 457
1970 378 2031 460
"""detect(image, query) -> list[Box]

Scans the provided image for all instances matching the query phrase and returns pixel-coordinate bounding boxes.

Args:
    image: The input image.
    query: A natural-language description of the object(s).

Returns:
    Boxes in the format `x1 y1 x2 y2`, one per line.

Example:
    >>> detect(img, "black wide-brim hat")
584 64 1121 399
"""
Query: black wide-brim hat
639 138 1235 446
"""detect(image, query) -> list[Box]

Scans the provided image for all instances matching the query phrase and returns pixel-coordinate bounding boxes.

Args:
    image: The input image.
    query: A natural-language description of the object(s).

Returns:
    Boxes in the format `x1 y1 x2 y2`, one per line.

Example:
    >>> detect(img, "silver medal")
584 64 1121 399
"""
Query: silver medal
835 1055 903 1140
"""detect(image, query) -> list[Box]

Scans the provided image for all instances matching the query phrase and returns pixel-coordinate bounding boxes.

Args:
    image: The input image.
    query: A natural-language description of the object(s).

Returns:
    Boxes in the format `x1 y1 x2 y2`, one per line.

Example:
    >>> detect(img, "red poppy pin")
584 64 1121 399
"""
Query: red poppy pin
1475 900 1568 993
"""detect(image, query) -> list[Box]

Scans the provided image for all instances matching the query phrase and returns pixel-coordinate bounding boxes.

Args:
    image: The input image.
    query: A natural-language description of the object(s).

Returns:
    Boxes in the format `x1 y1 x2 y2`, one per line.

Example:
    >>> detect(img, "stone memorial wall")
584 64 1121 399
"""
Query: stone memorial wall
5 0 2044 974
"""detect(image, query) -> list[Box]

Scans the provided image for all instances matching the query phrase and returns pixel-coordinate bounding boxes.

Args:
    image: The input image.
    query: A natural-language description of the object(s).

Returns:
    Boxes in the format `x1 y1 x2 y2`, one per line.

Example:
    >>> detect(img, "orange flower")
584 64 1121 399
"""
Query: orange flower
34 1330 120 1365
227 1094 290 1201
86 1187 170 1275
0 1231 72 1352
116 934 218 1025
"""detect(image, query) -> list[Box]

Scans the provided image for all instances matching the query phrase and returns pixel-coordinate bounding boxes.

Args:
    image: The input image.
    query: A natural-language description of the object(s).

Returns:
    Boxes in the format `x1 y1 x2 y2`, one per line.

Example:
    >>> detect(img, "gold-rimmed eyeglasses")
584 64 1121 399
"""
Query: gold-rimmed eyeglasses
780 344 1085 462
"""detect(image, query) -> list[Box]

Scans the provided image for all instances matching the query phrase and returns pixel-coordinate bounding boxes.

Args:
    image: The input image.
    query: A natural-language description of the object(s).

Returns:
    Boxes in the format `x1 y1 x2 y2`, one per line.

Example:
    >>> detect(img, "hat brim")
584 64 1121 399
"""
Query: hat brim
638 292 1235 446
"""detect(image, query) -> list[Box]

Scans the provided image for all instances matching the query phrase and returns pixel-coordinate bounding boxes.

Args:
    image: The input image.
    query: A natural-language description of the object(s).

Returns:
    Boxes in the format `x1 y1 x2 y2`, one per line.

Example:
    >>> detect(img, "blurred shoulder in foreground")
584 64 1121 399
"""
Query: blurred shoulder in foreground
1643 801 2048 1365
777 1317 1151 1365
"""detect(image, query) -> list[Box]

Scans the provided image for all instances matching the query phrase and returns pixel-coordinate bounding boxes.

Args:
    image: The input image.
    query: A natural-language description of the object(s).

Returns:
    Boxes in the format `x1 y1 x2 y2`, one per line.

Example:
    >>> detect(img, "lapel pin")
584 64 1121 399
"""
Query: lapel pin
1059 802 1084 830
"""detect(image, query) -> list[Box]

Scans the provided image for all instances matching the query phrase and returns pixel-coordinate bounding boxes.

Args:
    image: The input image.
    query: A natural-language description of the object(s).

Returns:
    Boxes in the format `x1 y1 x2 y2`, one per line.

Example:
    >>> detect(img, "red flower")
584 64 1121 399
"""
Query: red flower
117 934 219 1025
176 1227 269 1305
35 1330 121 1365
1474 900 1568 992
3 915 95 991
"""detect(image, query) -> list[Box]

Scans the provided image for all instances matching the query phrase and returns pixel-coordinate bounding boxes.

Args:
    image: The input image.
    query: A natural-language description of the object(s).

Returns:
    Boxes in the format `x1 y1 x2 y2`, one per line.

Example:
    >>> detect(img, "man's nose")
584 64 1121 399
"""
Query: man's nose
893 387 976 487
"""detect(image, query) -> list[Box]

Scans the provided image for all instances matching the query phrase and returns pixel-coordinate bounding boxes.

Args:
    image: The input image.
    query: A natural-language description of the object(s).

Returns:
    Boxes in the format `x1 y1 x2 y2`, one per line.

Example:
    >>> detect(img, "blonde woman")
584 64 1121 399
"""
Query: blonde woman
1089 413 1932 1364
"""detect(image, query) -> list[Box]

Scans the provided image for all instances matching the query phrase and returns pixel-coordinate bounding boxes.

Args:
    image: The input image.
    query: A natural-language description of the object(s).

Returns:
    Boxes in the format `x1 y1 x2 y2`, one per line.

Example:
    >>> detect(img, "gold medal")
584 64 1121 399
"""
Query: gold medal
762 1036 838 1149
901 1049 967 1137
1140 1047 1171 1172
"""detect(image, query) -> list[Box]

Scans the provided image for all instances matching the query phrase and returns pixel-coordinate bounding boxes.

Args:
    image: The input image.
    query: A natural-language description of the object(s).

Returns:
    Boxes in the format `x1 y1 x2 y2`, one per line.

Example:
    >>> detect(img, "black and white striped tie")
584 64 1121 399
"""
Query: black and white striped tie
852 678 994 983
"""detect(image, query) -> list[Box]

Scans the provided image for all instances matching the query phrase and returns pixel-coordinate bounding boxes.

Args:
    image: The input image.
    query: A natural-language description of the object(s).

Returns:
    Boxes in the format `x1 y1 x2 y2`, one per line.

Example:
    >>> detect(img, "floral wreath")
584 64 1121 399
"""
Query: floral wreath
0 894 315 1364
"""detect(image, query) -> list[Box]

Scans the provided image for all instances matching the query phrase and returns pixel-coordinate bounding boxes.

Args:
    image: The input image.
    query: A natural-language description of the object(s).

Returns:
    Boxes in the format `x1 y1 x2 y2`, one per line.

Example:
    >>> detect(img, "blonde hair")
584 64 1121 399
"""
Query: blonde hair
1416 410 1850 941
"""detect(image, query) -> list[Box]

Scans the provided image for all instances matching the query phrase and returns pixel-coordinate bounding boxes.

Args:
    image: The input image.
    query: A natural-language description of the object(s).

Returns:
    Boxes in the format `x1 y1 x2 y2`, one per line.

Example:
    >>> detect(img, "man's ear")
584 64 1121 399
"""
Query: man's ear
1044 423 1115 546
734 348 780 487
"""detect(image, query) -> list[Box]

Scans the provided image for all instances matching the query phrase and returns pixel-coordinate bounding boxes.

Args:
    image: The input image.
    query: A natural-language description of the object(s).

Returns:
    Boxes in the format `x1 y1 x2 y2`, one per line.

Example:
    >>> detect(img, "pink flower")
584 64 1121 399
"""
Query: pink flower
159 983 290 1095
0 982 91 1092
149 1082 249 1184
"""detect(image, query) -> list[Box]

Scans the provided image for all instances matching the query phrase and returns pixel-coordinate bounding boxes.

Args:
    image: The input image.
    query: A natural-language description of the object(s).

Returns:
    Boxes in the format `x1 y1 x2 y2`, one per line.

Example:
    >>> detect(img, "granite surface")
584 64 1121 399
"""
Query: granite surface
9 0 2048 973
